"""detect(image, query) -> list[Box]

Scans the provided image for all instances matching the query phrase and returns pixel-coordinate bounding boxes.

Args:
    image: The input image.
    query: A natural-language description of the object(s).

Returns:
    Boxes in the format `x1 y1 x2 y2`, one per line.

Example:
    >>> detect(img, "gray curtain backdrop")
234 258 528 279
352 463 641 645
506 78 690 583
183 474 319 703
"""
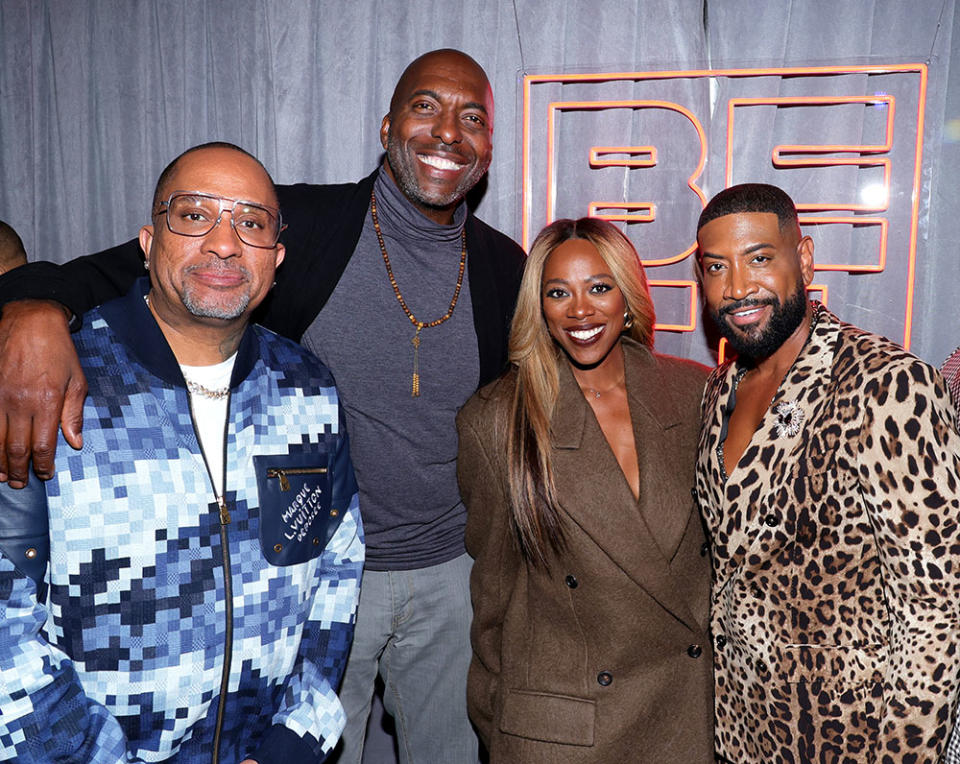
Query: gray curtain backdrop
3 0 958 368
1 1 958 761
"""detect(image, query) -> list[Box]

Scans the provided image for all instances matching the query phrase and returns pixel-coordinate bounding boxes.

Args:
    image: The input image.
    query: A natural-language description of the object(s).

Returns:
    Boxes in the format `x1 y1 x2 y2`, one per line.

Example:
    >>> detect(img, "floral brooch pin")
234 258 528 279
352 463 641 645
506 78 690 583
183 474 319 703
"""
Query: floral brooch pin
773 400 804 438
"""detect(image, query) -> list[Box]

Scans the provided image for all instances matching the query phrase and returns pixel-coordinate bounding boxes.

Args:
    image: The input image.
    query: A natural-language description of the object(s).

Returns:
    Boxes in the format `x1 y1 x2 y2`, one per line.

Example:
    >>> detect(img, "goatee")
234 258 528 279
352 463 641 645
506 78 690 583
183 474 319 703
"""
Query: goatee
712 283 809 361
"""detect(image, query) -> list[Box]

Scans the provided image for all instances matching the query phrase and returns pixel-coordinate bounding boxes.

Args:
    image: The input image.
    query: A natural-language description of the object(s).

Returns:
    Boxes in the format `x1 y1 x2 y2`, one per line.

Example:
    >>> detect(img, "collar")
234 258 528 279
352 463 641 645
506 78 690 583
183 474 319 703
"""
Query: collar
374 164 468 244
98 277 261 390
726 301 838 387
550 336 681 449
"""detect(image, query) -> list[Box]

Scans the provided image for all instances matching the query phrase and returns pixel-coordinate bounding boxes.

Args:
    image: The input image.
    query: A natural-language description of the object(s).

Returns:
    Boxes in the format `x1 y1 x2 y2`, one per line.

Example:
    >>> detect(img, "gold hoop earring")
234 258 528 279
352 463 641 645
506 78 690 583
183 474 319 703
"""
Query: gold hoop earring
623 310 634 330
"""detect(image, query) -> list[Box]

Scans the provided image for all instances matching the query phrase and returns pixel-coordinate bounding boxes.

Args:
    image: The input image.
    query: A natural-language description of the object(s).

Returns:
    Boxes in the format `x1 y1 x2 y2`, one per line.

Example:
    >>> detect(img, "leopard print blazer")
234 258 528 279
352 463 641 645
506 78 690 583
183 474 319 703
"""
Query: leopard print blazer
696 304 960 763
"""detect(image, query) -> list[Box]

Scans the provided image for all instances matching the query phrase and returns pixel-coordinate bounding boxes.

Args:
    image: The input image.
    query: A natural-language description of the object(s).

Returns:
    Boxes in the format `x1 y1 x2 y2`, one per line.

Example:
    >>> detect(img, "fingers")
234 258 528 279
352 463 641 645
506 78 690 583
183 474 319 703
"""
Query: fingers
2 388 60 487
0 373 87 486
0 300 87 487
2 423 29 488
0 414 7 483
25 390 63 482
60 373 88 452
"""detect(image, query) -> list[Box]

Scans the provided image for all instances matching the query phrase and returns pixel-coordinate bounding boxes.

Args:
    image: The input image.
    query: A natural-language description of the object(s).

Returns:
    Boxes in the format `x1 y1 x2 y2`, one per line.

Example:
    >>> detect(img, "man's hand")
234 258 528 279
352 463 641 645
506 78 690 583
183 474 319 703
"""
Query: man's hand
0 300 87 487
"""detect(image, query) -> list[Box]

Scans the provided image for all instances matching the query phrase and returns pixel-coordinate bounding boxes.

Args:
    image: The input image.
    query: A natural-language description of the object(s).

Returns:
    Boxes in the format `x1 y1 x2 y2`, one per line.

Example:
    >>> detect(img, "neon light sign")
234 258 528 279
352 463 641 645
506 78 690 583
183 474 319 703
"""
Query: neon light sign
522 64 928 351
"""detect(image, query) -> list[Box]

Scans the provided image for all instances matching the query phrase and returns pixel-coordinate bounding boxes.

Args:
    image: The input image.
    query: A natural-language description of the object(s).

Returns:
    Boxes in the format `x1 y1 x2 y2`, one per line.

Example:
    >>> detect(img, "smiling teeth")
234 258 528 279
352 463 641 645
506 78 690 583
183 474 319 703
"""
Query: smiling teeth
419 155 461 170
569 326 602 340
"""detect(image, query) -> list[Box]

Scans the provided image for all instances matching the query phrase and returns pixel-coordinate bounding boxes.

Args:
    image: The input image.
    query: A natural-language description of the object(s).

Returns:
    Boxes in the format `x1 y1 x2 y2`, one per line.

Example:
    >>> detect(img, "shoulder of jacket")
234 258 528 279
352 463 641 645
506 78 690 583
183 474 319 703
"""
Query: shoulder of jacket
252 326 338 389
834 321 936 384
466 215 524 258
459 368 517 426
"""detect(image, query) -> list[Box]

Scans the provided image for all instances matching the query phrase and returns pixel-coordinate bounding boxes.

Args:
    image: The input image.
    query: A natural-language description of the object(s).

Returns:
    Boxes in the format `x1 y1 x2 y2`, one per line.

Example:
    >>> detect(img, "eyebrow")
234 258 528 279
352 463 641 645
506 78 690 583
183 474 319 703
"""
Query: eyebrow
543 272 615 285
700 242 774 260
409 89 489 115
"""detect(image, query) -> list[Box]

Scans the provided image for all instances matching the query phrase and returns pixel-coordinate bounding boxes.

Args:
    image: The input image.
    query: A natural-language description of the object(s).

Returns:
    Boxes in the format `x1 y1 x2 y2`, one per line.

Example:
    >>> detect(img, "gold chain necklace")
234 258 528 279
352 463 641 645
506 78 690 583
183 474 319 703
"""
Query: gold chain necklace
370 188 467 397
184 378 231 400
145 293 231 400
582 373 625 400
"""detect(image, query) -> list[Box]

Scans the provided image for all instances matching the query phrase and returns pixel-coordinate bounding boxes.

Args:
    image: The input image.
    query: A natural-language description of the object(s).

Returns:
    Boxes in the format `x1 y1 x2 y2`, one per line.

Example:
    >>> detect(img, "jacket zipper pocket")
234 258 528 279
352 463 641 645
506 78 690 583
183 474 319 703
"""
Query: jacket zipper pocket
266 466 328 492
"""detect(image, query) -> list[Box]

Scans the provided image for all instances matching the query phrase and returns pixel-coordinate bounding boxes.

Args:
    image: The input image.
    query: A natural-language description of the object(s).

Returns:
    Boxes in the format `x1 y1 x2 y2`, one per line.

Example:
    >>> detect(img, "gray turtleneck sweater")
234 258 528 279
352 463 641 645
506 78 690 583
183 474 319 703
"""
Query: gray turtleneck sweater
302 167 479 570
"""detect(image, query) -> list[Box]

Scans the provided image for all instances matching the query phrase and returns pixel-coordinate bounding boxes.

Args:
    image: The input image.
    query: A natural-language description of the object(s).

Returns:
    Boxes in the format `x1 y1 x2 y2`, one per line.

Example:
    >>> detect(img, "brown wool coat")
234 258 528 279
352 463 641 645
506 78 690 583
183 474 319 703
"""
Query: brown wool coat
457 338 714 763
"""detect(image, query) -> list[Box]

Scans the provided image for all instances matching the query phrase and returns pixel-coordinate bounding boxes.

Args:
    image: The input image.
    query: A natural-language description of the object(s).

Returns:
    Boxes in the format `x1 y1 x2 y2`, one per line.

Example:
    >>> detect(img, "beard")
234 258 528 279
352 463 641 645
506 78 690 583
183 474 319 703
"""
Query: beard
386 132 490 212
180 263 253 320
712 281 808 361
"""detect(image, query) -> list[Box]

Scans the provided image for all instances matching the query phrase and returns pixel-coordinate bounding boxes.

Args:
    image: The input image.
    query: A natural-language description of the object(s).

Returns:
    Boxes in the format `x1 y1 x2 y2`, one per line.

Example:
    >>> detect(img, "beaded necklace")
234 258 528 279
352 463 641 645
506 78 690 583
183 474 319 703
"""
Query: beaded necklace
370 188 467 397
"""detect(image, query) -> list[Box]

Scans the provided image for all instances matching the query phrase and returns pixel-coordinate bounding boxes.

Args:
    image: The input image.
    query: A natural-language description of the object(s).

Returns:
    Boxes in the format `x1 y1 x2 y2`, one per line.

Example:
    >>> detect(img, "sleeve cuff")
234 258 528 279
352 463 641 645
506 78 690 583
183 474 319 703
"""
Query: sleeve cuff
247 724 326 764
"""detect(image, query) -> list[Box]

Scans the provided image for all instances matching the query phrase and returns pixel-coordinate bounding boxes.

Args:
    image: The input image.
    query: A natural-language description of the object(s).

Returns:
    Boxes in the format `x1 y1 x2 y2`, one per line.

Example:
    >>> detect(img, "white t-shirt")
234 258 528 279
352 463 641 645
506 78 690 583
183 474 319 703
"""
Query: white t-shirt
180 353 237 495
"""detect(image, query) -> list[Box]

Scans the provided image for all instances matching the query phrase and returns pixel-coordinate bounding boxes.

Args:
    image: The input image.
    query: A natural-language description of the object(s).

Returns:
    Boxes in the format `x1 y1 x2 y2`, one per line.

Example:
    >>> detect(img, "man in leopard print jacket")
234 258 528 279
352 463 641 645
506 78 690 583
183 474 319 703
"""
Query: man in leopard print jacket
695 183 960 763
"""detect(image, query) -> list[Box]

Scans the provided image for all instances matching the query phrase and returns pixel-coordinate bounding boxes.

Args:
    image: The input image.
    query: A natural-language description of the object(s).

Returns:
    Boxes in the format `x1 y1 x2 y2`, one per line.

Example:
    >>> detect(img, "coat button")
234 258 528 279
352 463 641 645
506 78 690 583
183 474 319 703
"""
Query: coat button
700 542 709 557
764 513 779 527
715 634 727 649
565 574 578 588
687 644 702 658
756 659 767 674
597 671 613 686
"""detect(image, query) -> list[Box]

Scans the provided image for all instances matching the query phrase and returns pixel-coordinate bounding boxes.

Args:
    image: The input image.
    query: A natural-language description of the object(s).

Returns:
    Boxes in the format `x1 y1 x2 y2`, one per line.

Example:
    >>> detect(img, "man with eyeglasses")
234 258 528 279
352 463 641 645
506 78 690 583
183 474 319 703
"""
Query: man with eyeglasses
0 49 522 762
0 142 363 763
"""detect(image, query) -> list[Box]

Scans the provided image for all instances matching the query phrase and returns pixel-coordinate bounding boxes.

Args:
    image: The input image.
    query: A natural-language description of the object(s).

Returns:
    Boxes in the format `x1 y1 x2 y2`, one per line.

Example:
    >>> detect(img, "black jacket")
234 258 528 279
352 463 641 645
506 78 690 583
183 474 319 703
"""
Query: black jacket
0 169 525 387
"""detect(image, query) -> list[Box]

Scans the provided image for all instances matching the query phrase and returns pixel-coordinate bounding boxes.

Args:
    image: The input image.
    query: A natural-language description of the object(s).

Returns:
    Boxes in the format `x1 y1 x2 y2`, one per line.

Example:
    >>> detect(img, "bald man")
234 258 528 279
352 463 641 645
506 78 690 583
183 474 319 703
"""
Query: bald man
0 49 524 763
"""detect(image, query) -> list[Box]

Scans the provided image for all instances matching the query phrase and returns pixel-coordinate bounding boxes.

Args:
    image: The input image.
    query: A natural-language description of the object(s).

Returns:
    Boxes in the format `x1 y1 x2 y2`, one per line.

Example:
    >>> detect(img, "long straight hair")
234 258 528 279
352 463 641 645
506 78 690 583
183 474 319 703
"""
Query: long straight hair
505 218 655 566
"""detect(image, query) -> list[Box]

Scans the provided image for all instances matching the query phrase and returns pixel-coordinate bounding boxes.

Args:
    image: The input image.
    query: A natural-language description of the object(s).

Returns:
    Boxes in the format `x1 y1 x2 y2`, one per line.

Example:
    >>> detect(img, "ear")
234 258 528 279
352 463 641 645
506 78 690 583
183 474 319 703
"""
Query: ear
273 243 286 270
379 113 391 150
138 224 155 265
797 235 815 286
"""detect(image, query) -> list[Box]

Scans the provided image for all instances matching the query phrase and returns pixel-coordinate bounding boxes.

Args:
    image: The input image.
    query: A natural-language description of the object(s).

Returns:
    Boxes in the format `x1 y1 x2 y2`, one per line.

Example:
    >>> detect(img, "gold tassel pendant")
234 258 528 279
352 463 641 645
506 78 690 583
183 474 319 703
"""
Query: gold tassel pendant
411 323 423 397
371 188 466 400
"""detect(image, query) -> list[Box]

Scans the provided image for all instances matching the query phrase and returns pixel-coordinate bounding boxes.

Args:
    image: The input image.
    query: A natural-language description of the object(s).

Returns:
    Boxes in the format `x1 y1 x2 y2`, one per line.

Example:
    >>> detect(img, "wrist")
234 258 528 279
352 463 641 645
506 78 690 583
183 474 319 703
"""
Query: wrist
1 299 77 331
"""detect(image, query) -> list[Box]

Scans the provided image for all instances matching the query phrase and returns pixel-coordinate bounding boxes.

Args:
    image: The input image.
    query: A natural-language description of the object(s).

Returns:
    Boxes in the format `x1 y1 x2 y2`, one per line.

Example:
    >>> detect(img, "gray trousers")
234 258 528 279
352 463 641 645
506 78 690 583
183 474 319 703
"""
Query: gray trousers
331 553 477 764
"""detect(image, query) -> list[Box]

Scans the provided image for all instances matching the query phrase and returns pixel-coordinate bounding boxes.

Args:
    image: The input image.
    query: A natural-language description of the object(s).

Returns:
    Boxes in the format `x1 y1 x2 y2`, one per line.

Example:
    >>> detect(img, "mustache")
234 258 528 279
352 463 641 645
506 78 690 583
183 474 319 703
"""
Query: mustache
185 261 251 279
718 297 776 317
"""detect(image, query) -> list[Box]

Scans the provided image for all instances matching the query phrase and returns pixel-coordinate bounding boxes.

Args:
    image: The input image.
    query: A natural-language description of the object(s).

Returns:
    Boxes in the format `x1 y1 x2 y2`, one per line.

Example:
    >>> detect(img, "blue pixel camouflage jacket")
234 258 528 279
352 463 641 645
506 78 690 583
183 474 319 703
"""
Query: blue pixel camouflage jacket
0 278 363 763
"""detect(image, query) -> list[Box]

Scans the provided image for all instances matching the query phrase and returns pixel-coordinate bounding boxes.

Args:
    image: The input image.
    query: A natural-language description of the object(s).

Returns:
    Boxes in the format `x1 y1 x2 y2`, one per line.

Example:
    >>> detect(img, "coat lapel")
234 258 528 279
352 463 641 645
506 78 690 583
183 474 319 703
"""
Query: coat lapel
625 346 692 560
550 340 701 631
712 307 840 587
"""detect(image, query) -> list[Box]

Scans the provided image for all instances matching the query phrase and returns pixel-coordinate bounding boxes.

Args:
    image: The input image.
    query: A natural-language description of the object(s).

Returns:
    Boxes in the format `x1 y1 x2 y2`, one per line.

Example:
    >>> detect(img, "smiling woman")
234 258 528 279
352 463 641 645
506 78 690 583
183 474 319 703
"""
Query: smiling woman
456 217 716 763
540 237 628 372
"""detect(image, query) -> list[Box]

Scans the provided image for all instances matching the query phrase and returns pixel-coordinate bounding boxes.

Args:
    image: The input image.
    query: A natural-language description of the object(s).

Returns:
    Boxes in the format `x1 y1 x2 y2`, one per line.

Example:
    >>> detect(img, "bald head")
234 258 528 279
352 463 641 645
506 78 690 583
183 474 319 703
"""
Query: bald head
388 49 491 117
152 141 277 211
0 221 27 275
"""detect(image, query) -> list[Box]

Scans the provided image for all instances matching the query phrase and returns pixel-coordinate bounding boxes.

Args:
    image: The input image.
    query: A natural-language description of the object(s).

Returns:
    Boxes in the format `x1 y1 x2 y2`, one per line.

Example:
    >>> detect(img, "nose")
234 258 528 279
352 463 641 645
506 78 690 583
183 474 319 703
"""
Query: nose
568 292 595 318
432 109 462 145
204 209 243 258
724 261 756 301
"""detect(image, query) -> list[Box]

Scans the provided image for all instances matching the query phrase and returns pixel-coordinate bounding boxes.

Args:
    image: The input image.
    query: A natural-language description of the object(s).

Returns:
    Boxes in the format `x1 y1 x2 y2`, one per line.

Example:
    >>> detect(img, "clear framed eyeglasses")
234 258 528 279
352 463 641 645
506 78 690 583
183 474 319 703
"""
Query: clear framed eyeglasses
154 191 285 248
